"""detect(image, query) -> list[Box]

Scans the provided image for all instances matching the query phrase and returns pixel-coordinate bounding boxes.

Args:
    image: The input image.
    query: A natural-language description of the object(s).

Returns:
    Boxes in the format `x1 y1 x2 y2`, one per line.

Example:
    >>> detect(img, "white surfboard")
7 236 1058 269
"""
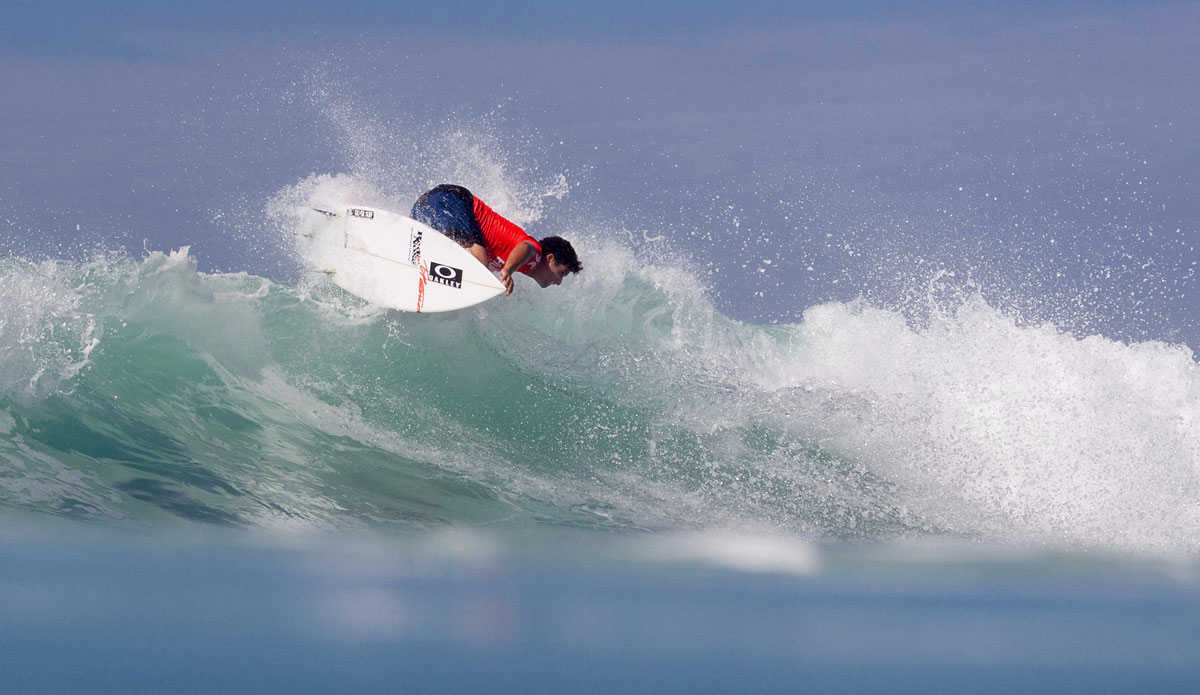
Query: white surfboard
304 205 505 313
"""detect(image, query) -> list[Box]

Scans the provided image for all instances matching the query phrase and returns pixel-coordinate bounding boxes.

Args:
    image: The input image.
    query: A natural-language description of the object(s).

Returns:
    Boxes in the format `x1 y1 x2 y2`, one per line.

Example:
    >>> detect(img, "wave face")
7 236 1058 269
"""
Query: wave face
2 217 1198 555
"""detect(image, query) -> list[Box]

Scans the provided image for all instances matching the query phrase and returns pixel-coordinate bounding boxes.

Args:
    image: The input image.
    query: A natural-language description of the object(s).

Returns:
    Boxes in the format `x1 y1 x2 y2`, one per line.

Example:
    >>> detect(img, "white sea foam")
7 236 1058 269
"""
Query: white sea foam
777 296 1200 553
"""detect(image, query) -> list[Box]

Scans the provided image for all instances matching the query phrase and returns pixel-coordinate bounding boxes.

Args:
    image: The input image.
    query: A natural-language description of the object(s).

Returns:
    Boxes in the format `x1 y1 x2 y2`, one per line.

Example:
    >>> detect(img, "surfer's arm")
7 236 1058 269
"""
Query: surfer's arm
498 241 536 295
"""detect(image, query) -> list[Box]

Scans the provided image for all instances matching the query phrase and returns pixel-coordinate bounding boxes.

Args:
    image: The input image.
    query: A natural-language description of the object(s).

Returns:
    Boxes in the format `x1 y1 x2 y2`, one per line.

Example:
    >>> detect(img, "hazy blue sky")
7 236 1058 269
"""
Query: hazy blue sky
2 0 1197 344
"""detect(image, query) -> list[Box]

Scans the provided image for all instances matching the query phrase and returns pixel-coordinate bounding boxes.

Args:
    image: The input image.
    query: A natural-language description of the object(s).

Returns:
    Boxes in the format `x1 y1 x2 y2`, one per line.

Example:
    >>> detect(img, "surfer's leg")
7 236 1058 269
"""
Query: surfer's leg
412 186 488 263
413 189 473 233
464 243 487 267
413 189 484 244
439 226 474 247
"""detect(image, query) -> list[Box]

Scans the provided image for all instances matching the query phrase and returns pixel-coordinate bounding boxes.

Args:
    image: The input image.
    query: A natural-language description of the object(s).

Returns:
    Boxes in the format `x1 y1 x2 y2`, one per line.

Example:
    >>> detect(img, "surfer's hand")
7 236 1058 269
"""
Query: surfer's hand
498 242 534 296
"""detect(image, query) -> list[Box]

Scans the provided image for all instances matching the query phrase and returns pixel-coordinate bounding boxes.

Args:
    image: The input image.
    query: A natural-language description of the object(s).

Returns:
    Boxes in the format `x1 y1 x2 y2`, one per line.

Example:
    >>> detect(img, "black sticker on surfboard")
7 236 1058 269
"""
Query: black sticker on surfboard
349 208 374 219
428 262 463 289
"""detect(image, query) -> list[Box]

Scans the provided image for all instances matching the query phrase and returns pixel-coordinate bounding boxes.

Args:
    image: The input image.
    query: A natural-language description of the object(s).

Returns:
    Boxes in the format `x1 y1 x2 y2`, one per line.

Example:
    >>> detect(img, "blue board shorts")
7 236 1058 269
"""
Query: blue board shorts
411 184 486 248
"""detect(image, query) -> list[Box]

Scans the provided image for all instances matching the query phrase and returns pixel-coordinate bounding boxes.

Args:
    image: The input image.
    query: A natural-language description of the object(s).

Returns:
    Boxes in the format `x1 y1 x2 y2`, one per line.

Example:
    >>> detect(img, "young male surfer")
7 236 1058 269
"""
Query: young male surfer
411 184 582 296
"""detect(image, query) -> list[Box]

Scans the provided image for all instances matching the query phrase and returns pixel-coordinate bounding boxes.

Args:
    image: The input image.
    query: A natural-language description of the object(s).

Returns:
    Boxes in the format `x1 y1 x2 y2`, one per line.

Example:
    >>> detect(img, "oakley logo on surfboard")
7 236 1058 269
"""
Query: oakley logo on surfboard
428 262 463 289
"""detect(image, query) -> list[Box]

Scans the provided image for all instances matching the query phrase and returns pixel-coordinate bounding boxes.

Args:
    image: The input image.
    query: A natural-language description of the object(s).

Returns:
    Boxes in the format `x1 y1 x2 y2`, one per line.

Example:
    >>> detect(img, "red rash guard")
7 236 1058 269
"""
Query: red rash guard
472 197 542 274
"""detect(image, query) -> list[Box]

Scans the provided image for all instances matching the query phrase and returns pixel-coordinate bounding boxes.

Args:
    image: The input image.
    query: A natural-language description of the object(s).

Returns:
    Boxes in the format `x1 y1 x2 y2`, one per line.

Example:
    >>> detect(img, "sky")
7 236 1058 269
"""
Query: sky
1 0 1197 345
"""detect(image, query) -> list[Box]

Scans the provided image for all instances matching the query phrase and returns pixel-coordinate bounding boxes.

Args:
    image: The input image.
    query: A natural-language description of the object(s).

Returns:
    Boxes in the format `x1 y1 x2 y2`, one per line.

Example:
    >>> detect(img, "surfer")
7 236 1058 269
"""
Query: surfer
411 184 582 296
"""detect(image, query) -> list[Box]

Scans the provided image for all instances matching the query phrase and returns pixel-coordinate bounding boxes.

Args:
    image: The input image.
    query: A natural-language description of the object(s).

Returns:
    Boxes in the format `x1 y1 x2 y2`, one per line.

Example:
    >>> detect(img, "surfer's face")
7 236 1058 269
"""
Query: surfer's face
532 254 572 288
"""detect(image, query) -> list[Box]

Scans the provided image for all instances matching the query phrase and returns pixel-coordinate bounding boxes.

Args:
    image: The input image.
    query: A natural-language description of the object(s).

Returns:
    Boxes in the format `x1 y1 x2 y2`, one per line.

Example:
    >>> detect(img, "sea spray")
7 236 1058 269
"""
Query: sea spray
783 297 1200 552
0 256 101 399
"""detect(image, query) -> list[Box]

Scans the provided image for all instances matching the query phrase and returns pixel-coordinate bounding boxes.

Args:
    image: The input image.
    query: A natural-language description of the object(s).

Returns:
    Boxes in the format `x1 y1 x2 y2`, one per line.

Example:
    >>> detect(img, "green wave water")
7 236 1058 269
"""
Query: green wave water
3 242 1199 554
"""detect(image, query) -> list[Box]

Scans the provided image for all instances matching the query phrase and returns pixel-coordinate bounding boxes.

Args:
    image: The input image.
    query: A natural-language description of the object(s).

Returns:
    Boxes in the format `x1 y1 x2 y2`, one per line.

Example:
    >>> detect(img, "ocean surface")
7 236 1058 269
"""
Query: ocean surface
3 178 1200 690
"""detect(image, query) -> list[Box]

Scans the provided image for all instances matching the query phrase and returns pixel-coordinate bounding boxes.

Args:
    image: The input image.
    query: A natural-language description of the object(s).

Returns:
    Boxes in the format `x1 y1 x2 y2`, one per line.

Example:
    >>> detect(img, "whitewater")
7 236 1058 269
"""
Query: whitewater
3 178 1197 556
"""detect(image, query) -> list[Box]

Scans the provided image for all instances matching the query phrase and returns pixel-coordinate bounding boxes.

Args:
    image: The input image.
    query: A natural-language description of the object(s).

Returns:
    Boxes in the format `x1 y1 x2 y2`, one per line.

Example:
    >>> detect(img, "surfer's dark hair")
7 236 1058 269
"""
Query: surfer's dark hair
540 236 582 273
